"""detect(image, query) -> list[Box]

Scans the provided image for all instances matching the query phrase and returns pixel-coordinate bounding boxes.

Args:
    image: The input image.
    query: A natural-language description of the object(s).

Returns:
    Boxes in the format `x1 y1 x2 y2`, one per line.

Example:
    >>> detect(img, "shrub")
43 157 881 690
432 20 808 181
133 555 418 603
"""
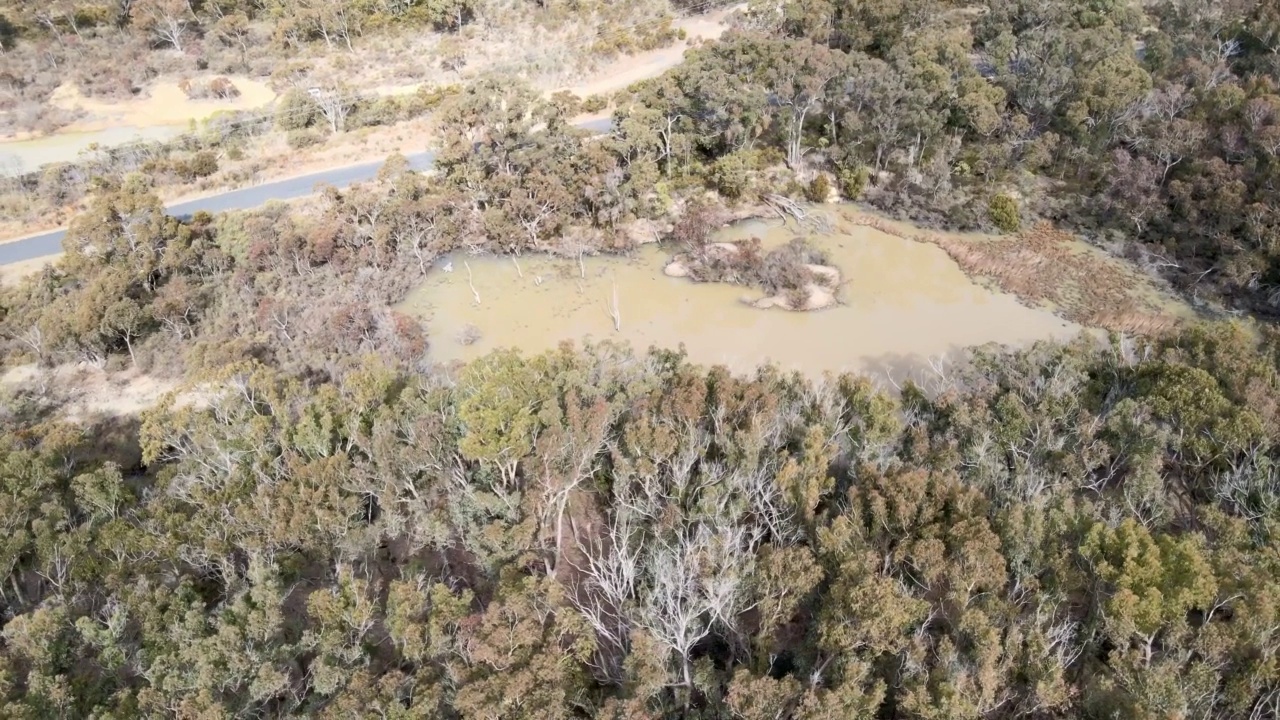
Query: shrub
418 84 461 110
188 151 219 178
756 146 787 168
1023 131 1060 171
38 164 73 206
710 150 755 200
988 193 1021 233
838 166 869 200
439 42 468 72
287 129 323 150
456 325 482 346
582 94 608 113
672 202 717 250
276 88 318 131
180 77 241 100
805 174 831 203
349 97 406 129
208 77 240 99
680 237 829 297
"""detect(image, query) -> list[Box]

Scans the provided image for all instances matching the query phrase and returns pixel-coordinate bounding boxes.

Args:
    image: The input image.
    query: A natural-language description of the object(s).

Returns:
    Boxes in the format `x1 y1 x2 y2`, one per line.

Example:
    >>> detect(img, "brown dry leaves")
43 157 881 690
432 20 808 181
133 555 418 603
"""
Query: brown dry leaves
848 215 1180 337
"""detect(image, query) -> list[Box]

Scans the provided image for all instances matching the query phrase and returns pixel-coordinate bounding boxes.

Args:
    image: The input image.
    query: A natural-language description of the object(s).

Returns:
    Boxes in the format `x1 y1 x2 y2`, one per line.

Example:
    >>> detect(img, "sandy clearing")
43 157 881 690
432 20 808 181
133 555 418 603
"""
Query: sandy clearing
45 76 278 135
1 363 211 420
0 76 279 175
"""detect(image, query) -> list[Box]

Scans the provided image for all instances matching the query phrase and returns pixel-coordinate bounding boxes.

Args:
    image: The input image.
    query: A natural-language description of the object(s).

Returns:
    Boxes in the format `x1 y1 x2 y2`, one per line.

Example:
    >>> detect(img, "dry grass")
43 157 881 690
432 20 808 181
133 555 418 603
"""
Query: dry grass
847 215 1181 337
0 364 206 420
0 254 60 286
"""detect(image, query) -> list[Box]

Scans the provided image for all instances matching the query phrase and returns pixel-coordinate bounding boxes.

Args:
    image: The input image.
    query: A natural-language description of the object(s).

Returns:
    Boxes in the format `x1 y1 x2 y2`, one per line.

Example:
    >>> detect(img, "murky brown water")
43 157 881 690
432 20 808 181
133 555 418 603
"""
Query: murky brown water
1 76 279 176
0 126 186 177
399 208 1084 380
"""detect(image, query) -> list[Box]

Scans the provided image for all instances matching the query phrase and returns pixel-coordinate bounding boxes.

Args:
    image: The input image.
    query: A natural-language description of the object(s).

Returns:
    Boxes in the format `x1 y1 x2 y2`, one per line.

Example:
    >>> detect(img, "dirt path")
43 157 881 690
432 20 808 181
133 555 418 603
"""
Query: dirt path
558 4 743 98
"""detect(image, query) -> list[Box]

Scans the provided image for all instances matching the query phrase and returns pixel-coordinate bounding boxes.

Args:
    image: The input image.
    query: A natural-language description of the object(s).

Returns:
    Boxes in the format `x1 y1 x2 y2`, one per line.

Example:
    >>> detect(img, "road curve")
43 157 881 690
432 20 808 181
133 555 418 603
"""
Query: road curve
0 116 615 265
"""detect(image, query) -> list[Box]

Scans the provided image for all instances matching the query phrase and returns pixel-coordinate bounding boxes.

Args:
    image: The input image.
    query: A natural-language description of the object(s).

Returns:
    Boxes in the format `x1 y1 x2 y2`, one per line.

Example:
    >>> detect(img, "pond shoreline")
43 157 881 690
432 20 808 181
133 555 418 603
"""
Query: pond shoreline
399 205 1089 382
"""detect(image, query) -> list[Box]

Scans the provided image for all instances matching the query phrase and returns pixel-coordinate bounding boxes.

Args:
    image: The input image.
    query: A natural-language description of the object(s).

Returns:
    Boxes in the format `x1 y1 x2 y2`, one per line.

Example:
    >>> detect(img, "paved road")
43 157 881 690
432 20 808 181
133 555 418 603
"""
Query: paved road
0 116 615 265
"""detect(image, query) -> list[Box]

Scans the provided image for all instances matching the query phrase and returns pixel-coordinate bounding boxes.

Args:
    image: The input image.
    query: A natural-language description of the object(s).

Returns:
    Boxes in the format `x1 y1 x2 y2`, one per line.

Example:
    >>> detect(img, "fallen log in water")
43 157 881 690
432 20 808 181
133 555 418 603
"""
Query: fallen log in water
763 194 807 221
763 194 833 233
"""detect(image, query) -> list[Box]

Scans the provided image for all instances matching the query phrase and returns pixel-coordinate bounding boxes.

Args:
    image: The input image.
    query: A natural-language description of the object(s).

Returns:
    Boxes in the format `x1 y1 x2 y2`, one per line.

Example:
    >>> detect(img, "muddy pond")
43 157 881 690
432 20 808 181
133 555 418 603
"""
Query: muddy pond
0 77 279 176
0 126 187 177
399 208 1085 381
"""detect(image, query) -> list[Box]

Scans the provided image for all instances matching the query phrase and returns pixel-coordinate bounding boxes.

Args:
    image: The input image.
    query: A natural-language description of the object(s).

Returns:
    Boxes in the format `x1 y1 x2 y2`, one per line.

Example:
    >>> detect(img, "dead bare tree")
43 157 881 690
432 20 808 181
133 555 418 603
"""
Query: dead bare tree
131 0 194 52
607 277 621 331
572 509 644 683
538 398 616 576
1251 687 1280 720
639 536 715 710
731 464 795 544
696 517 761 637
393 213 440 274
464 261 480 305
1217 442 1280 523
312 86 356 134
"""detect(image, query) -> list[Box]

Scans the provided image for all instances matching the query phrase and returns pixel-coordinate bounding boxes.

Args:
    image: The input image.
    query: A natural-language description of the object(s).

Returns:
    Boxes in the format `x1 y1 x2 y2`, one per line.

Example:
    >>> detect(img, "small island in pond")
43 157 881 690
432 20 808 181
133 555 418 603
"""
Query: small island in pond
664 237 842 311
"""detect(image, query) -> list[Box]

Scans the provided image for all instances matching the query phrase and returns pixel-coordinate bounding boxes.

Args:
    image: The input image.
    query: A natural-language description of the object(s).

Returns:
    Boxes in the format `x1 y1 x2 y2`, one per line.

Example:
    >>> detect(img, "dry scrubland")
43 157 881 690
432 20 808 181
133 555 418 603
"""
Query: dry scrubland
2 0 1280 717
0 0 696 137
0 0 731 240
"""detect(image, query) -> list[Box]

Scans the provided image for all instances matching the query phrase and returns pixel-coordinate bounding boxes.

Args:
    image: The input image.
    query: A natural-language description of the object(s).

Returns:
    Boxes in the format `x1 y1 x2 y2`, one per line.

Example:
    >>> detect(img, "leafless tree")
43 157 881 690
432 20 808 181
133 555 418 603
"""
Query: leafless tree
1216 442 1280 523
607 277 621 332
538 398 616 576
1251 687 1280 720
132 0 195 52
639 535 716 709
13 324 48 367
572 510 643 683
464 261 480 305
312 86 356 134
394 212 441 274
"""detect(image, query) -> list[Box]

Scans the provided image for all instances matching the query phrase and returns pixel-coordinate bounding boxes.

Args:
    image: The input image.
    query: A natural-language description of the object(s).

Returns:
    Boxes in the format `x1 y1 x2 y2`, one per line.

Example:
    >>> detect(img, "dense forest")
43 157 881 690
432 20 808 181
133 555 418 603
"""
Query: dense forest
2 0 1280 717
611 0 1280 311
2 329 1280 718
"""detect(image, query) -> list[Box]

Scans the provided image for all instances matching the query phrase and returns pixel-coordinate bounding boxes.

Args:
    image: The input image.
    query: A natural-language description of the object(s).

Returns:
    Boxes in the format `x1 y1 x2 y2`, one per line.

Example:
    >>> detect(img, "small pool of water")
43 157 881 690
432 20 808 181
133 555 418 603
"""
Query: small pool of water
399 207 1084 380
0 125 187 177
